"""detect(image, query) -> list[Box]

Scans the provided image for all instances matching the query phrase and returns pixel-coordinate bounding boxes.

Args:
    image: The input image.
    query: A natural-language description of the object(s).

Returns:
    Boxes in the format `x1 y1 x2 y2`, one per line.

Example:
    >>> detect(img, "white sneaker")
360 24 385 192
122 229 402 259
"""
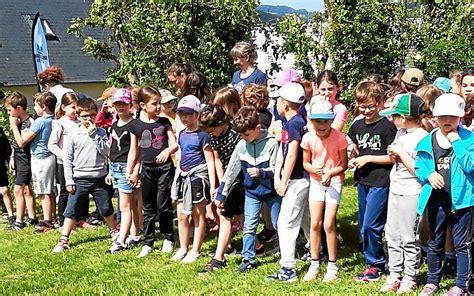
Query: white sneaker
170 249 187 261
137 245 153 258
161 239 174 253
304 265 320 282
323 266 339 283
181 251 200 264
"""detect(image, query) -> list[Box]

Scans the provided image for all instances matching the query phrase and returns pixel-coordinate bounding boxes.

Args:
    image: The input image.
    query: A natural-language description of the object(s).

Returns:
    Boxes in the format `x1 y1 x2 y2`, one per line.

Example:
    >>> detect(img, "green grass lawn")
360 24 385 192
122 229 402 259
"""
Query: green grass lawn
0 175 453 295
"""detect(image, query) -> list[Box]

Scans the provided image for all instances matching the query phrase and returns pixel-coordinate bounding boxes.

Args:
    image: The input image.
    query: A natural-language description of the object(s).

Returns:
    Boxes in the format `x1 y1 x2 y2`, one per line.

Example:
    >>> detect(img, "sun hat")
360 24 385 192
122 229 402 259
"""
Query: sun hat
111 88 132 104
177 95 201 113
268 82 305 104
401 68 424 86
308 98 335 120
379 93 425 117
432 93 465 117
160 89 177 104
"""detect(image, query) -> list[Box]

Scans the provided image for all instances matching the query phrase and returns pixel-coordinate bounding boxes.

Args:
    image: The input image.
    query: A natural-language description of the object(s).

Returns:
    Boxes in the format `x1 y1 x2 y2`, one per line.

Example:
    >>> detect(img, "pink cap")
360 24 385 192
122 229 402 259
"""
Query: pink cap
272 69 302 87
177 95 201 113
111 88 132 104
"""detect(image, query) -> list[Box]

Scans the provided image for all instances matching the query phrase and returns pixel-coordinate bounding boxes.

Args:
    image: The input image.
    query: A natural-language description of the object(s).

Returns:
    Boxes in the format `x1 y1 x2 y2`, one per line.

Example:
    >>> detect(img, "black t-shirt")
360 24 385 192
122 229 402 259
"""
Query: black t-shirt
209 124 241 171
129 117 171 164
431 134 453 202
348 117 397 187
0 127 11 163
110 120 134 163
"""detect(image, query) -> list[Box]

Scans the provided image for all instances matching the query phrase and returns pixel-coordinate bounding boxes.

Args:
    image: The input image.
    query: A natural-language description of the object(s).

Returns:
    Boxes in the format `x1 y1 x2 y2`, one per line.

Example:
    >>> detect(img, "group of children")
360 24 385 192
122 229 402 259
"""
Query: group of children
1 41 473 295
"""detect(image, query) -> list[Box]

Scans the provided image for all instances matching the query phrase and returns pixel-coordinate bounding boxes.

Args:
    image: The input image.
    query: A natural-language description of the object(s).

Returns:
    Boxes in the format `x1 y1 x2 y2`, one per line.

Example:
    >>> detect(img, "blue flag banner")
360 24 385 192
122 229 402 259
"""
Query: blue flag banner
32 12 50 89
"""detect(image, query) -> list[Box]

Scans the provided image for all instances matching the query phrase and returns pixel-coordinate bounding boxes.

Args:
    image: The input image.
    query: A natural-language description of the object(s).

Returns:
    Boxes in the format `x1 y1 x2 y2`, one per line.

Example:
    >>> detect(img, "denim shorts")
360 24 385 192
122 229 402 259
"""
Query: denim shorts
110 162 134 194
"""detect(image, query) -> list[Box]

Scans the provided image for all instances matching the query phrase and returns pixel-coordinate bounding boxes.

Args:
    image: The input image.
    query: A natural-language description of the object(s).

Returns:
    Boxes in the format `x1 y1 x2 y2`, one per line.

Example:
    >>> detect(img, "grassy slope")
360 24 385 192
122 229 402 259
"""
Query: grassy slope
0 175 453 295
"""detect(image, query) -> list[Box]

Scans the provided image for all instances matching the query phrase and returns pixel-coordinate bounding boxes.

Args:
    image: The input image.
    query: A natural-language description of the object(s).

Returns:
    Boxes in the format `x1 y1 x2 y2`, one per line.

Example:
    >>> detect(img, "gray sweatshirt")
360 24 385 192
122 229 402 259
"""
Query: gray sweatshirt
63 126 110 186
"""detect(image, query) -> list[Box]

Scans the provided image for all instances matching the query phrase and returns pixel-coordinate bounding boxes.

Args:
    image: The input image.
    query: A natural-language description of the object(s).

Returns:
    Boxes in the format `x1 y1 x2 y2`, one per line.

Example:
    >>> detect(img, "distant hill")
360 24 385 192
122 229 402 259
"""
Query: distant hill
257 5 313 22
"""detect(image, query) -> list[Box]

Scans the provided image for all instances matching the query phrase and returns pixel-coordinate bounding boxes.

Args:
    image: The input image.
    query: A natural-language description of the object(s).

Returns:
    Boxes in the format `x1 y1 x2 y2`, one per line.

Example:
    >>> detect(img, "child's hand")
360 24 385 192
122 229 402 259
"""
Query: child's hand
446 131 460 142
9 116 19 127
353 155 371 168
155 148 170 164
128 172 139 187
313 163 324 176
210 187 218 201
247 167 260 178
276 182 287 197
66 185 76 193
105 174 113 186
387 144 402 157
214 199 223 209
321 172 331 187
86 121 97 135
348 158 357 169
8 158 15 175
428 172 445 189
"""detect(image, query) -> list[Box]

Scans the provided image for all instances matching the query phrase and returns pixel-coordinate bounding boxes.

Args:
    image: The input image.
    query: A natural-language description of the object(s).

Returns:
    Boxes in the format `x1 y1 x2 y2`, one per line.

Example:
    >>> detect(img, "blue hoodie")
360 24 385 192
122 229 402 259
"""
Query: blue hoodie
216 129 278 201
414 126 474 215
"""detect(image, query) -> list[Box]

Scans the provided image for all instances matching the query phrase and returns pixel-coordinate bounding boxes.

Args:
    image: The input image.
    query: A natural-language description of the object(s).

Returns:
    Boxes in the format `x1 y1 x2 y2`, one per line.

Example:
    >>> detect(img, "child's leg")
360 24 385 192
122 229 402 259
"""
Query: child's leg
134 188 143 231
141 166 159 247
190 200 207 253
177 202 190 252
130 189 141 237
385 191 404 278
261 203 274 231
242 195 263 263
451 207 472 291
323 202 339 262
117 192 133 245
213 213 233 261
24 185 36 219
92 177 116 229
40 194 53 221
156 163 175 243
277 178 310 269
13 185 26 221
309 201 324 260
0 186 14 217
398 193 421 279
56 163 68 225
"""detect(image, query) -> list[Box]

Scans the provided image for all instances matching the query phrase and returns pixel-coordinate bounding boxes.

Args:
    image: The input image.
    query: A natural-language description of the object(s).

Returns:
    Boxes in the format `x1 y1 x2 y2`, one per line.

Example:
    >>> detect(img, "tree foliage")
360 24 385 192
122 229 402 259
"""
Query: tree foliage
68 0 259 87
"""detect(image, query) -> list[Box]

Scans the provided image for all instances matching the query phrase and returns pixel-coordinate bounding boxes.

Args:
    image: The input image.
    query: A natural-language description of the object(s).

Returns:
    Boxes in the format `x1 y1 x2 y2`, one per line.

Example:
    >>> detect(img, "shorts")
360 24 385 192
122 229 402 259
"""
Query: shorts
13 151 31 185
31 154 57 195
110 162 134 194
308 178 342 205
221 182 245 219
0 162 8 187
177 176 210 204
63 176 114 219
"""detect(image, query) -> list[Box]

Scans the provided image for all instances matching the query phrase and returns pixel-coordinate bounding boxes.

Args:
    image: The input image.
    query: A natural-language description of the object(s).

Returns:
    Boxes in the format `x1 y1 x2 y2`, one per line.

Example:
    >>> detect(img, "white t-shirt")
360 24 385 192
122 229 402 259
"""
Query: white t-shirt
389 127 428 194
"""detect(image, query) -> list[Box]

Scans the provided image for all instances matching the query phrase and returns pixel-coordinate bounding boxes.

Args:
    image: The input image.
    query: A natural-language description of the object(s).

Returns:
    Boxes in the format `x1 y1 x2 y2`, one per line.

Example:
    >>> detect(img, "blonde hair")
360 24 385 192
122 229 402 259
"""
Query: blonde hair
230 41 257 65
416 84 443 111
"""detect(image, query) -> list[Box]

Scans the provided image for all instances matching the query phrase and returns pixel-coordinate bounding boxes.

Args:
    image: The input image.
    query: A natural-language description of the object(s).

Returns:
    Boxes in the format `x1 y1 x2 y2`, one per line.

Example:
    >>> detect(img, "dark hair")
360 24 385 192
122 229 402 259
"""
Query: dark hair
181 71 211 104
55 92 78 118
461 66 474 83
416 84 443 111
389 68 405 90
316 70 339 87
198 104 230 129
136 85 161 117
212 87 242 116
240 83 269 111
354 81 384 104
4 91 28 109
365 73 384 83
37 65 65 86
234 106 259 133
77 97 98 114
34 92 57 112
166 63 193 77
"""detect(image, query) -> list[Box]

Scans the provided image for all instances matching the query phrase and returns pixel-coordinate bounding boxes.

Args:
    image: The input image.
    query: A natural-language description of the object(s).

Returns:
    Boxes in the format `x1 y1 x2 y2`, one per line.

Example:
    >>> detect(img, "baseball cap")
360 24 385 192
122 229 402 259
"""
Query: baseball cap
269 82 305 104
160 89 177 104
432 93 465 117
433 77 451 93
97 87 117 101
111 88 132 104
401 68 424 86
379 93 425 117
177 95 201 113
270 68 303 87
308 98 335 120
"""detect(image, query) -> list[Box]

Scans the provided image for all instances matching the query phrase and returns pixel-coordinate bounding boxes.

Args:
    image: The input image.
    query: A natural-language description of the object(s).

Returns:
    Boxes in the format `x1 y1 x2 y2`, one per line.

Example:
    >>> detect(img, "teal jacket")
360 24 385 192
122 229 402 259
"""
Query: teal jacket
414 126 474 215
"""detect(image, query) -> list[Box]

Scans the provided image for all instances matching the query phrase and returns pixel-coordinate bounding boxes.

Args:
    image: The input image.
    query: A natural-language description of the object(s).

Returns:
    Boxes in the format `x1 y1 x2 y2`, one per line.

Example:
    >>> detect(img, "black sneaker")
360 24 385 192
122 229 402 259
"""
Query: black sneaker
25 217 39 227
106 241 128 254
7 221 26 231
198 258 227 276
236 260 254 273
257 228 277 243
265 267 298 283
442 256 457 279
7 216 15 225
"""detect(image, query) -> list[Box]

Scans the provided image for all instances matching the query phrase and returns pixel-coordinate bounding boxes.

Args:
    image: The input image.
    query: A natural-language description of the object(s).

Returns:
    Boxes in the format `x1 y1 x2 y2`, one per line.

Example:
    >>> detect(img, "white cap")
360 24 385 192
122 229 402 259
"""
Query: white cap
432 93 465 117
308 98 334 120
268 82 305 104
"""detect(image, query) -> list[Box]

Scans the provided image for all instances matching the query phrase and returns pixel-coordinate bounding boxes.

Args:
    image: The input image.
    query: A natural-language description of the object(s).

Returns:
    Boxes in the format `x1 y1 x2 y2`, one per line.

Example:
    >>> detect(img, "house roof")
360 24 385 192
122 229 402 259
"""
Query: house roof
0 0 114 86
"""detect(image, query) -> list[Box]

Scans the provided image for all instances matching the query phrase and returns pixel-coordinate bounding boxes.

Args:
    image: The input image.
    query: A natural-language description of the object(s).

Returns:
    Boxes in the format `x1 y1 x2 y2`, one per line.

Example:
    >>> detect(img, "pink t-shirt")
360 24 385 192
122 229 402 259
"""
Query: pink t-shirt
300 128 348 183
331 100 348 123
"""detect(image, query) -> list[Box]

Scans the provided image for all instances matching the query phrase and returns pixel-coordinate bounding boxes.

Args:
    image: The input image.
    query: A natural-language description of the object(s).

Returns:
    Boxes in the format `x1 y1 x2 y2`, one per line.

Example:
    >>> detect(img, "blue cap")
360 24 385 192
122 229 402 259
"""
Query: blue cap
433 77 451 93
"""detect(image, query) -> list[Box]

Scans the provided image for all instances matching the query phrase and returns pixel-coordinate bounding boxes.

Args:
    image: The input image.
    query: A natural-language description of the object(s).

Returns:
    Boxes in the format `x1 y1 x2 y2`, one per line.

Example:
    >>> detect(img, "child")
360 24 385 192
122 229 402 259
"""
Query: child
198 104 244 274
127 86 178 257
212 87 242 118
348 81 397 282
415 94 473 296
0 126 13 224
241 83 272 129
265 82 311 282
48 92 80 227
299 99 348 283
10 92 57 232
377 94 428 293
230 41 267 94
53 98 117 253
5 92 37 230
216 106 280 272
416 85 443 132
166 62 193 92
170 95 216 263
312 70 348 132
460 66 473 100
401 68 424 93
106 89 141 253
180 71 212 104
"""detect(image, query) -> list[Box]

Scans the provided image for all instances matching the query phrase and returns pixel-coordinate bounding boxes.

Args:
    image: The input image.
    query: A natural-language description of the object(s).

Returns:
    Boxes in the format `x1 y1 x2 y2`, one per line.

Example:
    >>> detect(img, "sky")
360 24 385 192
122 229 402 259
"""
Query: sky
260 0 324 12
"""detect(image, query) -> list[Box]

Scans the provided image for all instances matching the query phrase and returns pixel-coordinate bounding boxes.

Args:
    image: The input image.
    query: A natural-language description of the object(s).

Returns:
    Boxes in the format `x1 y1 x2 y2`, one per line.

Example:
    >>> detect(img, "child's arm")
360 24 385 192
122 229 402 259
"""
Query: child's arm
414 151 444 189
63 136 75 191
259 140 278 179
275 140 299 196
387 143 415 174
352 154 392 169
216 140 243 201
9 117 36 148
91 128 110 158
302 148 317 175
213 150 224 182
331 119 345 132
48 121 65 160
204 145 217 197
273 143 284 195
448 131 474 174
126 133 140 186
325 148 348 184
156 129 178 164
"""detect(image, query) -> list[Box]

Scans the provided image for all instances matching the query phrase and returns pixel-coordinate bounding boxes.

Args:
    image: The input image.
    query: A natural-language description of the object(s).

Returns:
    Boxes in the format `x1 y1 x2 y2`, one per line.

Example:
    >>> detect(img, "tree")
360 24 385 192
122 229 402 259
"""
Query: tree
68 0 259 87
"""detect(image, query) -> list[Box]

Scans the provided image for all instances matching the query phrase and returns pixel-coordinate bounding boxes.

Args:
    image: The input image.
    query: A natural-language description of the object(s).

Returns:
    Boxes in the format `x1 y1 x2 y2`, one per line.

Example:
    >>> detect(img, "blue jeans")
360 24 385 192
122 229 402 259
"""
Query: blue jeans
242 194 281 263
426 194 472 290
357 184 389 269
